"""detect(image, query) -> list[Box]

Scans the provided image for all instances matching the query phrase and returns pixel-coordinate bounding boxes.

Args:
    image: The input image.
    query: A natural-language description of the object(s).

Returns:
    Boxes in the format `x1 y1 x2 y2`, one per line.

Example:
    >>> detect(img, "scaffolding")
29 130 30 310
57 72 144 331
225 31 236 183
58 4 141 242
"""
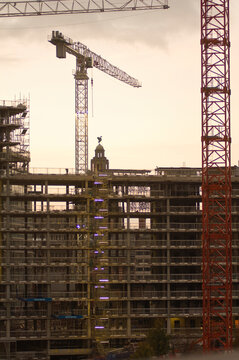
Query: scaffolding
0 98 30 176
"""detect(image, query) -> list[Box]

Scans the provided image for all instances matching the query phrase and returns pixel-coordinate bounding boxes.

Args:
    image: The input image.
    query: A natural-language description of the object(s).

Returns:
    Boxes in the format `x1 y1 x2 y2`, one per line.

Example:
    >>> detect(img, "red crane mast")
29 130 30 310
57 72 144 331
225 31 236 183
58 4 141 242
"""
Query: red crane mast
201 0 232 351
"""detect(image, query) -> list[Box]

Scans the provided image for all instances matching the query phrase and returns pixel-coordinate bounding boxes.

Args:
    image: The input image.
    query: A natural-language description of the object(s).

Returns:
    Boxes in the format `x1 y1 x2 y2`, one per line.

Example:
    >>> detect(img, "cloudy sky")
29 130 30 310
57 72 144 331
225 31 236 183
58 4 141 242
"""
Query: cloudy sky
1 0 239 171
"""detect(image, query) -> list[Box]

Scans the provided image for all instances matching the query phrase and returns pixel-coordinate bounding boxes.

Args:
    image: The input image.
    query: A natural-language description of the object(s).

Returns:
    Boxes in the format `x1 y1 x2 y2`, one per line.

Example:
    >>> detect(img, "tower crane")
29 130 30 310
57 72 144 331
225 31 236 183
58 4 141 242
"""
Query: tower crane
0 0 234 352
201 0 232 351
49 30 141 173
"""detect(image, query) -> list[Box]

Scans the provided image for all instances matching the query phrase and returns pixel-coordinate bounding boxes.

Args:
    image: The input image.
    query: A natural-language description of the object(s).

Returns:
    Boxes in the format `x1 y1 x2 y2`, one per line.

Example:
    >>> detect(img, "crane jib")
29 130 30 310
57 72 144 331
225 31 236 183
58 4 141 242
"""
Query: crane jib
0 0 169 17
50 31 142 88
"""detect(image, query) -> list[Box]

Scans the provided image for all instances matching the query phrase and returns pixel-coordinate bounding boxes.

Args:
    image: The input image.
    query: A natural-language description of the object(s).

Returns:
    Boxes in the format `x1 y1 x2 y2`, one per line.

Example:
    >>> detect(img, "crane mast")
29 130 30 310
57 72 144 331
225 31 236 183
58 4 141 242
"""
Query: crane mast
201 0 232 351
0 0 169 17
74 54 89 174
50 31 141 173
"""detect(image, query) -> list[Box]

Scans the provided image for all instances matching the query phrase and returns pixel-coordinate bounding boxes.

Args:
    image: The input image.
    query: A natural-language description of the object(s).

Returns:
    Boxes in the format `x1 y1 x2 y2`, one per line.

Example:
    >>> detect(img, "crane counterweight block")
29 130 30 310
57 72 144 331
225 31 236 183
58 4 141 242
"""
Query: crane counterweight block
49 30 73 58
56 42 66 58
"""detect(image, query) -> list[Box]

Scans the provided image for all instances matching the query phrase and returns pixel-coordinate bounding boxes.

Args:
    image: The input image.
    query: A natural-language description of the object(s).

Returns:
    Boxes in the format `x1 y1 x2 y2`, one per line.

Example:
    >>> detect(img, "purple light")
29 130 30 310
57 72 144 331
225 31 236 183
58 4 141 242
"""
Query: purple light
100 297 109 300
95 326 104 329
76 224 80 229
94 181 103 185
94 251 99 254
101 267 105 270
95 285 105 288
94 199 104 202
94 267 98 270
99 226 108 229
94 216 104 219
94 234 99 237
99 279 109 282
99 174 107 177
101 251 104 254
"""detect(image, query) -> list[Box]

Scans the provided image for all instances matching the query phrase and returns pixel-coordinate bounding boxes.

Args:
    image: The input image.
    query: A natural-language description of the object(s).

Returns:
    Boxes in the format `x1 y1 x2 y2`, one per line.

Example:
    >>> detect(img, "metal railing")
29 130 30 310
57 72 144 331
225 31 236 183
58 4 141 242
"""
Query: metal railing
29 168 75 175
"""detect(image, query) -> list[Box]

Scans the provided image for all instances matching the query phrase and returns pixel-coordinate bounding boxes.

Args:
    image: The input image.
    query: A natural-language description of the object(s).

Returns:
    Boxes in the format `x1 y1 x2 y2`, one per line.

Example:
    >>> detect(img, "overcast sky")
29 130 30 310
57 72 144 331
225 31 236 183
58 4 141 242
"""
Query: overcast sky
1 0 239 171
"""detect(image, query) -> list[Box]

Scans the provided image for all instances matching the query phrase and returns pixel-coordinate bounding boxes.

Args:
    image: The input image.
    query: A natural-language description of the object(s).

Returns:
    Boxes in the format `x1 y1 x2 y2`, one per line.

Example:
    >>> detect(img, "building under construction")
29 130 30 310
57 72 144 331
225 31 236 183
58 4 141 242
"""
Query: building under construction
0 100 239 359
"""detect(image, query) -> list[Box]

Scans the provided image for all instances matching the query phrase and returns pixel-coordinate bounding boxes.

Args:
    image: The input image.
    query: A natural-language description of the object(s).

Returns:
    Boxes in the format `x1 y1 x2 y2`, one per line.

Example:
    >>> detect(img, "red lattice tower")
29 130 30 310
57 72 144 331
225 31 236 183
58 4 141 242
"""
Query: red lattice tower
201 0 232 351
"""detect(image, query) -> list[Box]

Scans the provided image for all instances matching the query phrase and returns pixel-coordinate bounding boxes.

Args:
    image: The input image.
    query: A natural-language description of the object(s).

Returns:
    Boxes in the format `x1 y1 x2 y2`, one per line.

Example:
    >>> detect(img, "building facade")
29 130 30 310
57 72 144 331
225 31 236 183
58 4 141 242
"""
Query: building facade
0 101 239 359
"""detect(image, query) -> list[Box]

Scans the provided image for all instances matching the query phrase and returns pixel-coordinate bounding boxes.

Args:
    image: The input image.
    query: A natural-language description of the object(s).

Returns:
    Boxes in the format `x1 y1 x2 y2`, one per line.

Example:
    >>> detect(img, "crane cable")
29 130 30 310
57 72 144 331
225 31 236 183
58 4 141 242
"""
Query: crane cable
91 68 94 118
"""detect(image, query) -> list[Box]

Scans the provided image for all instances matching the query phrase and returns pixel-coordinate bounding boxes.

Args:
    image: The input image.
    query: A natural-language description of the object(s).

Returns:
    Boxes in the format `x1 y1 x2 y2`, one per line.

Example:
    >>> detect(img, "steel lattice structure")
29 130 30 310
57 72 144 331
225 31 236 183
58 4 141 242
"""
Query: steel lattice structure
201 0 232 351
50 31 141 173
74 57 89 174
0 0 169 17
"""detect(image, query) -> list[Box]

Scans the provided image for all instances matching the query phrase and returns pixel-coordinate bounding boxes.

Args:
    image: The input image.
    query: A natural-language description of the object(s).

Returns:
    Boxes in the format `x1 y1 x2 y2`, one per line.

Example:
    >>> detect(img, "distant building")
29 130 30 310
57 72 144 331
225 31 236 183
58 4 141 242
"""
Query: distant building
0 101 239 359
91 141 109 173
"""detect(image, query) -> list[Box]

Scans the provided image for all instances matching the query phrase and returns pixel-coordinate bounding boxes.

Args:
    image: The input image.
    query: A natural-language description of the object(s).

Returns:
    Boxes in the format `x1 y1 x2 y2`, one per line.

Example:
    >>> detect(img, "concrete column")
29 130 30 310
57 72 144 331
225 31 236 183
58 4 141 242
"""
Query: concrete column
6 179 11 343
86 180 91 340
166 197 171 335
126 193 131 337
45 181 51 345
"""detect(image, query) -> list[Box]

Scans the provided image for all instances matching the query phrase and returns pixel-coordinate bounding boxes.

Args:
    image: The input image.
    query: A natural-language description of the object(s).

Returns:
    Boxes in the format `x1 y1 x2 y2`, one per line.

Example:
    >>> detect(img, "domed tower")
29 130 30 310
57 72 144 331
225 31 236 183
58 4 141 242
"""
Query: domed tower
91 137 109 173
